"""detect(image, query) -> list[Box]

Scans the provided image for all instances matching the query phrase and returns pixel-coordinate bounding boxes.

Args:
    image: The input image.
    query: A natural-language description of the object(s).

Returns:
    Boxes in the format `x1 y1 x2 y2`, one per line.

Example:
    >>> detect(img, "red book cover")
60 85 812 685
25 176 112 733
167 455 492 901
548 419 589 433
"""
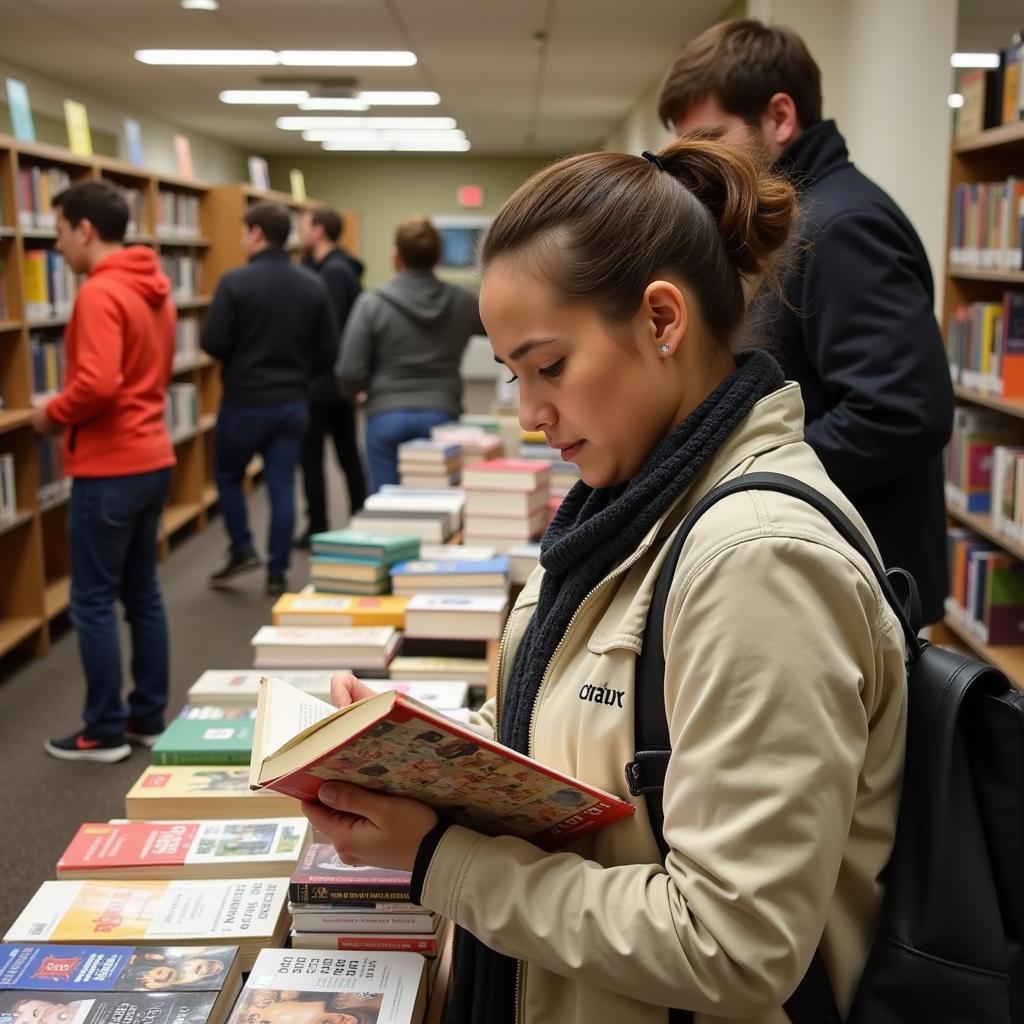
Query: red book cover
327 934 440 954
58 823 200 872
254 684 635 851
289 842 411 904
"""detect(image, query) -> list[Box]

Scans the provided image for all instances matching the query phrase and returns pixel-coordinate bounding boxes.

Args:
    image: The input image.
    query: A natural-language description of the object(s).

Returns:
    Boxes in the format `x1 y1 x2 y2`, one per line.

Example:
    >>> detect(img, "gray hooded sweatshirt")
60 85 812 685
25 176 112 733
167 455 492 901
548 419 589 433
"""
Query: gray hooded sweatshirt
335 269 485 418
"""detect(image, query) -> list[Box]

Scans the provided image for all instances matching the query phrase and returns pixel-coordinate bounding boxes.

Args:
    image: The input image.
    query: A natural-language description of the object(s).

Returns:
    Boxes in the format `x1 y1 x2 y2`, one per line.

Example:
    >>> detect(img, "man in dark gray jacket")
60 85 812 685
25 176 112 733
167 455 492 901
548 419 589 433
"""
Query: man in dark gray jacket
336 216 484 491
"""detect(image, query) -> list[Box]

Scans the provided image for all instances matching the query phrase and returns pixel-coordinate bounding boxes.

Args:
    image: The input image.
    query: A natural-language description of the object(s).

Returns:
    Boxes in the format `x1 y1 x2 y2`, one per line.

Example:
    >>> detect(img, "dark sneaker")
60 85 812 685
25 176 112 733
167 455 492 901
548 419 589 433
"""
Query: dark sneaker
125 722 164 748
208 549 261 588
44 730 131 763
266 572 288 596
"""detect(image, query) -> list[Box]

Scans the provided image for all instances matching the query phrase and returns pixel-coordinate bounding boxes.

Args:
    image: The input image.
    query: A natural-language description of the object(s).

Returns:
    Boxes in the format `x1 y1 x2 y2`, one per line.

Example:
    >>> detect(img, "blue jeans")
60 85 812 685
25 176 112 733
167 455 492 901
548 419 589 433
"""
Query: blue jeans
215 401 309 573
365 408 453 492
69 468 172 739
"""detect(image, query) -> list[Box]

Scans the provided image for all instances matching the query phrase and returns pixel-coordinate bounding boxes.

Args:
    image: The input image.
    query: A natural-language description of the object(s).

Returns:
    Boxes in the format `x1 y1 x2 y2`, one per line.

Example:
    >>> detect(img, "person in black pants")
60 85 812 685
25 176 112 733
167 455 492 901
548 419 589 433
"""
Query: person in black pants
658 19 954 625
296 207 367 546
201 202 338 595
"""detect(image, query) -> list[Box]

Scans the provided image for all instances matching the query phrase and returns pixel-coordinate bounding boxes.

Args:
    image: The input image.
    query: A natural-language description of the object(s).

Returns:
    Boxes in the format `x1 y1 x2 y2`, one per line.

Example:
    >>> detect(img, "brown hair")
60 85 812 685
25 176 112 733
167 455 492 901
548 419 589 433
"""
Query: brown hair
395 216 442 270
309 206 343 243
244 202 291 248
657 18 822 131
481 134 795 345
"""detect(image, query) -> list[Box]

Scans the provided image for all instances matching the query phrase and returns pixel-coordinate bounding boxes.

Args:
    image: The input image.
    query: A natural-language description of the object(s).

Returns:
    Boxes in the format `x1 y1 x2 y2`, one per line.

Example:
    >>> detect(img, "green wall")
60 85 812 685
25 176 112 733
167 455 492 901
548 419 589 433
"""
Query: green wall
266 153 559 289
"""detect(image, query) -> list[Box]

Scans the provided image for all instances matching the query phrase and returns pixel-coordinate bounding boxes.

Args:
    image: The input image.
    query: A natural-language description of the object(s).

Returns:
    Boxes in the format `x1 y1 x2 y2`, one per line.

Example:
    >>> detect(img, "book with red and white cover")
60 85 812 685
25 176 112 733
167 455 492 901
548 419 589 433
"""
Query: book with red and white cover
462 459 551 492
288 931 442 954
250 677 635 850
56 819 310 880
251 626 400 669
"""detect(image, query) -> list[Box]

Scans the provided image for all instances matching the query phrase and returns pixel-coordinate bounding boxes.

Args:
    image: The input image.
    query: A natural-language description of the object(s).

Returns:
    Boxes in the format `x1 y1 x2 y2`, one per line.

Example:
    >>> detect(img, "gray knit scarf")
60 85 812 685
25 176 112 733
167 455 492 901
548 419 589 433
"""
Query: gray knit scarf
444 348 786 1024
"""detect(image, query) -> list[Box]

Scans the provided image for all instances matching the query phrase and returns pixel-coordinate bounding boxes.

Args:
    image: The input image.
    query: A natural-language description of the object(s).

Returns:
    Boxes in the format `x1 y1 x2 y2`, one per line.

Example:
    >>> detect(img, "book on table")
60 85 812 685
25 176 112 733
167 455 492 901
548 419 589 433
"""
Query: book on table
4 880 290 971
390 557 509 595
272 593 410 628
56 819 311 881
188 670 335 706
251 626 400 670
288 842 413 905
388 656 490 685
0 943 242 1024
309 529 420 562
462 458 551 491
125 766 299 820
151 719 254 766
249 675 634 849
227 949 427 1024
403 593 508 641
176 706 257 720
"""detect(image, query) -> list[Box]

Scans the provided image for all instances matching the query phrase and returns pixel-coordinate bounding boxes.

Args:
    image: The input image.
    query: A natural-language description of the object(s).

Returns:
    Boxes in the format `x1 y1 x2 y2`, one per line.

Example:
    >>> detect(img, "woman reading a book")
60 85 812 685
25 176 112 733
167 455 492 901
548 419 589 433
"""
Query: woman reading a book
303 137 908 1024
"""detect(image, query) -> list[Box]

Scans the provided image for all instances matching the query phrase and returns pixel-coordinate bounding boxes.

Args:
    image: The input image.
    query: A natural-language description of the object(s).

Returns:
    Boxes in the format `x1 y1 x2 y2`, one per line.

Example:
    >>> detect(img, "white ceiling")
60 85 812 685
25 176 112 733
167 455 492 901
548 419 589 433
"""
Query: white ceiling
0 0 730 155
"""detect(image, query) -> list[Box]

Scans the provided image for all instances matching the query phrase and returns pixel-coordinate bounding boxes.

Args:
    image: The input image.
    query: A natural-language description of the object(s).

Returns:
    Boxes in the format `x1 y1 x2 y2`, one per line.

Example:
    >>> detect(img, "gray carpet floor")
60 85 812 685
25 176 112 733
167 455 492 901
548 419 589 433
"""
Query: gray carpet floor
0 464 352 931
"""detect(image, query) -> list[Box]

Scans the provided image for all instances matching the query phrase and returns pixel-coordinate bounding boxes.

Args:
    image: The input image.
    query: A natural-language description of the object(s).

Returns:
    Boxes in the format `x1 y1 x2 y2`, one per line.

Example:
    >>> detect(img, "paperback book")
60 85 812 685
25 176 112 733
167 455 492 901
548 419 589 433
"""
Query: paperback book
251 626 400 671
289 844 411 905
125 767 298 821
151 720 254 766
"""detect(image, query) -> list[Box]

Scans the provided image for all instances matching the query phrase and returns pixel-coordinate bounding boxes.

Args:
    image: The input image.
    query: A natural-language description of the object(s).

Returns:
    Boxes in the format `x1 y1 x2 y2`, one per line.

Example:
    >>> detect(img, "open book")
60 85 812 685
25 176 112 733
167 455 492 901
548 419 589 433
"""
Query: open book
250 676 634 850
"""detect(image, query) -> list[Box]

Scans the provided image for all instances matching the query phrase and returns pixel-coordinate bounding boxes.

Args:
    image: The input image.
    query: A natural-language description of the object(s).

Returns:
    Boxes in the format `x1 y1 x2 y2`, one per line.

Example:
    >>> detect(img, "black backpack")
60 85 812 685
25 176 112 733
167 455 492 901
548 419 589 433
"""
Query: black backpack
626 472 1023 1024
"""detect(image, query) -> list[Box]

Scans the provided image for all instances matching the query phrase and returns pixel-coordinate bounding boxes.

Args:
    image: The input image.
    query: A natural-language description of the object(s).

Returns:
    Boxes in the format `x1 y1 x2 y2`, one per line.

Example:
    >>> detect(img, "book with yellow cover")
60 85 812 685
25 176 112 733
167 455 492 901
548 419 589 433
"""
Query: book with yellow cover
125 765 300 820
250 676 634 850
271 593 409 629
4 880 290 971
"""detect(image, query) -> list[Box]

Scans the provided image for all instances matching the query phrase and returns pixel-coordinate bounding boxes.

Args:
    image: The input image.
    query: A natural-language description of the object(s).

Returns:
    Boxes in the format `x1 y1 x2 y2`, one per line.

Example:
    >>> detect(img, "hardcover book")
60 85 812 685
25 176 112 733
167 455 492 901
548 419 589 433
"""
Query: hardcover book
227 949 426 1024
56 820 310 881
125 767 299 820
272 594 409 629
151 720 254 766
288 931 441 954
390 557 508 591
461 459 551 491
403 593 508 641
309 530 420 563
4 881 290 971
289 843 411 905
250 677 634 850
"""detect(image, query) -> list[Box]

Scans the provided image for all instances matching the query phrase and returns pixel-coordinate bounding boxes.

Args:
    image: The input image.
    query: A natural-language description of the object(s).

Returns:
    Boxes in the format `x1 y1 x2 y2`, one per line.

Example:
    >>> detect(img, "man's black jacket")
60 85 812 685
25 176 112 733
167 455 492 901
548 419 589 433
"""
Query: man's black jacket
761 120 954 623
305 248 361 402
201 247 339 407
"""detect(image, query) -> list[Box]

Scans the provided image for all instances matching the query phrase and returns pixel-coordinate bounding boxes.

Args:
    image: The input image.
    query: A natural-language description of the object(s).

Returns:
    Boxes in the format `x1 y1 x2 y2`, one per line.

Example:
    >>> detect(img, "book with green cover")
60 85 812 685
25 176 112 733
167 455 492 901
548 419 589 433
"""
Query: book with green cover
152 719 255 766
310 529 420 563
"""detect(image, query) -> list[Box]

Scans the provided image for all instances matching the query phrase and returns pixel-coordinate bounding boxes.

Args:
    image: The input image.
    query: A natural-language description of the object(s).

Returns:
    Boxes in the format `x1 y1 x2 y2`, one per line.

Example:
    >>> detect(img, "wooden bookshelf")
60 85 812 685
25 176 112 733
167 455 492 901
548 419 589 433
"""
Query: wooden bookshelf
943 109 1024 688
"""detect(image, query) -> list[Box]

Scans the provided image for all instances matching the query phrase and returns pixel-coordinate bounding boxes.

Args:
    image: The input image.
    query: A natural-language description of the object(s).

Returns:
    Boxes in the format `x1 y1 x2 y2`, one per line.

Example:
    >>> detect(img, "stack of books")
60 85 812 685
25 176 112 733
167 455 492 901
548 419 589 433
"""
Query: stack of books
272 591 409 629
461 459 551 549
309 529 420 595
944 407 1023 515
351 488 464 544
946 291 1024 399
397 438 462 488
389 655 490 688
251 625 402 675
431 422 503 460
390 554 509 597
288 843 446 960
508 542 542 585
946 526 1024 645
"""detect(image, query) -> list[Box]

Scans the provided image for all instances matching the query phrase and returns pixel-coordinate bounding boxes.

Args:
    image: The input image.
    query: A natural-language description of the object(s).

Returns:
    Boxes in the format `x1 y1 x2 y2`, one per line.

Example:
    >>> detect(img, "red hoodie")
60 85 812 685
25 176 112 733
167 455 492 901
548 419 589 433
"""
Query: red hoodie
47 246 177 478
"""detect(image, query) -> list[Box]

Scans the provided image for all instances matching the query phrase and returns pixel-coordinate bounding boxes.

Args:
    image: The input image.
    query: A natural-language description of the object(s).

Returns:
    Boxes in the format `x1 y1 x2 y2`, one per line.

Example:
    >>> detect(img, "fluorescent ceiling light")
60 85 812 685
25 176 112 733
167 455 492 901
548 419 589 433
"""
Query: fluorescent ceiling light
298 98 371 111
279 50 416 67
301 129 466 143
221 90 310 104
357 91 440 105
135 49 416 67
278 116 457 130
136 49 278 65
322 139 471 152
950 52 999 68
181 0 219 9
948 93 965 109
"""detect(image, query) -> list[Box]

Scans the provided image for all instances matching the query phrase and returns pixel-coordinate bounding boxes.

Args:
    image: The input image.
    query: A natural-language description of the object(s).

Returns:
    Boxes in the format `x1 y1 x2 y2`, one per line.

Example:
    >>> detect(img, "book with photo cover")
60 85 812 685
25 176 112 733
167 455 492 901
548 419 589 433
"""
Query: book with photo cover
124 767 298 821
56 819 310 880
227 949 426 1024
289 843 411 905
250 677 634 850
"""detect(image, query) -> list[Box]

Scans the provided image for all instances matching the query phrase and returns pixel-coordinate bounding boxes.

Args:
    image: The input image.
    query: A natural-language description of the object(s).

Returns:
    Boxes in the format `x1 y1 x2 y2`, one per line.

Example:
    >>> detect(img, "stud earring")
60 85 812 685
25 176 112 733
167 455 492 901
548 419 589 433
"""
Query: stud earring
659 343 671 355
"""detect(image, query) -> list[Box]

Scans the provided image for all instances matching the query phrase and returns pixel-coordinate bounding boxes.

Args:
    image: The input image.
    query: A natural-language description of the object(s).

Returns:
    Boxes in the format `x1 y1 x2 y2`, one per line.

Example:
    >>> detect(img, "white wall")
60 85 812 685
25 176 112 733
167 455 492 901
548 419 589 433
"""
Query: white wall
0 57 247 183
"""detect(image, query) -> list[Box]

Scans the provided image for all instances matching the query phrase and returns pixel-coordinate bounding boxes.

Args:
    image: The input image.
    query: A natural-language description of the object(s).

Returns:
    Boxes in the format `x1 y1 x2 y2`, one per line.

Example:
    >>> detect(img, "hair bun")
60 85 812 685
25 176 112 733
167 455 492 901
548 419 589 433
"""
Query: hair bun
658 132 795 278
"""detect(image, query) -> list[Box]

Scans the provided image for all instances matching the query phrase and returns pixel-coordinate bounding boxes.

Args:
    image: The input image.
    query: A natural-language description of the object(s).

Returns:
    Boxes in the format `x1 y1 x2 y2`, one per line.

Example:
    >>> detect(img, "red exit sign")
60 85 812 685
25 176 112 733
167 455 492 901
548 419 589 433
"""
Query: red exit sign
457 184 484 208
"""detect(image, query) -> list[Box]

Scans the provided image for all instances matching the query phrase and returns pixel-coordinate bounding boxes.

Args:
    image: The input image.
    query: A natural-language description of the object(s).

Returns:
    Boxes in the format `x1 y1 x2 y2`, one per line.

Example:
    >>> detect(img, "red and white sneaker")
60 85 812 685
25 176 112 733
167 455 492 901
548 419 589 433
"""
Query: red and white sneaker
44 730 131 763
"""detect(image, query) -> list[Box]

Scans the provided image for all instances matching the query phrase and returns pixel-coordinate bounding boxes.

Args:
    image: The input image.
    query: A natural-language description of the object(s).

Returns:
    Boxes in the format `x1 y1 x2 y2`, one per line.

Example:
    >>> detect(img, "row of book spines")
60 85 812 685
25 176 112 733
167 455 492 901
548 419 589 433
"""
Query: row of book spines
30 335 66 394
36 434 66 498
949 180 1024 271
946 528 1024 645
947 442 1024 533
0 453 17 520
151 751 249 766
943 411 1023 514
946 292 1024 397
160 253 203 297
23 248 77 319
156 191 202 235
166 383 198 436
15 164 71 229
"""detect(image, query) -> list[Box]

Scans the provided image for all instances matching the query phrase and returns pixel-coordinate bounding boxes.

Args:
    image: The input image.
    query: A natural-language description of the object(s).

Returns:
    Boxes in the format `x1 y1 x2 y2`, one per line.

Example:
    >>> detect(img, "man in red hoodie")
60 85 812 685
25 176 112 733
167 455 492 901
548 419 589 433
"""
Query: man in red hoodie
31 180 176 763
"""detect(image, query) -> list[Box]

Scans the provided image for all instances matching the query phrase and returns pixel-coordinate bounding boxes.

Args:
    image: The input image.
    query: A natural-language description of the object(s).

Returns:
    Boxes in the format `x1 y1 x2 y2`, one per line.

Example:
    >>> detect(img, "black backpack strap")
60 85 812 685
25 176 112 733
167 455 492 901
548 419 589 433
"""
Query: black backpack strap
629 471 910 1024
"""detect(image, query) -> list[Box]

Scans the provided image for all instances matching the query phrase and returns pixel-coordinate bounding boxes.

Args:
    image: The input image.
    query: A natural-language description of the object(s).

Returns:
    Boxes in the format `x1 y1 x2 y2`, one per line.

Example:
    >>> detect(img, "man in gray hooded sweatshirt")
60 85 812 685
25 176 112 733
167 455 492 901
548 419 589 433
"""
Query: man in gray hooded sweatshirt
336 215 485 492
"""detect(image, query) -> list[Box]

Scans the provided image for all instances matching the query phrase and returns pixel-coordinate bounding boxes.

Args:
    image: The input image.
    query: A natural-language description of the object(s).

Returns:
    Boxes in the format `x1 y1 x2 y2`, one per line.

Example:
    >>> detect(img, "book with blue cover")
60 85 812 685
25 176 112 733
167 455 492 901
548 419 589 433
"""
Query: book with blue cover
391 557 508 578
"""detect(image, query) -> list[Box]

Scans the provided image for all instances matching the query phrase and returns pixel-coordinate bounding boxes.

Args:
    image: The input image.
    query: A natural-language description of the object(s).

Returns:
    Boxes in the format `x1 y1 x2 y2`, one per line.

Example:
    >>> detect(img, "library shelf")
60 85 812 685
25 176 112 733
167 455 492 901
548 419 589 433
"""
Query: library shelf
171 353 214 374
0 320 24 332
948 267 1024 285
0 615 44 657
946 506 1024 563
20 228 57 241
0 509 35 537
43 575 70 619
159 501 203 541
0 226 16 238
943 614 1024 688
156 235 211 247
39 489 71 514
200 482 218 509
0 409 33 433
954 119 1024 155
952 383 1024 419
175 296 212 311
26 314 71 329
